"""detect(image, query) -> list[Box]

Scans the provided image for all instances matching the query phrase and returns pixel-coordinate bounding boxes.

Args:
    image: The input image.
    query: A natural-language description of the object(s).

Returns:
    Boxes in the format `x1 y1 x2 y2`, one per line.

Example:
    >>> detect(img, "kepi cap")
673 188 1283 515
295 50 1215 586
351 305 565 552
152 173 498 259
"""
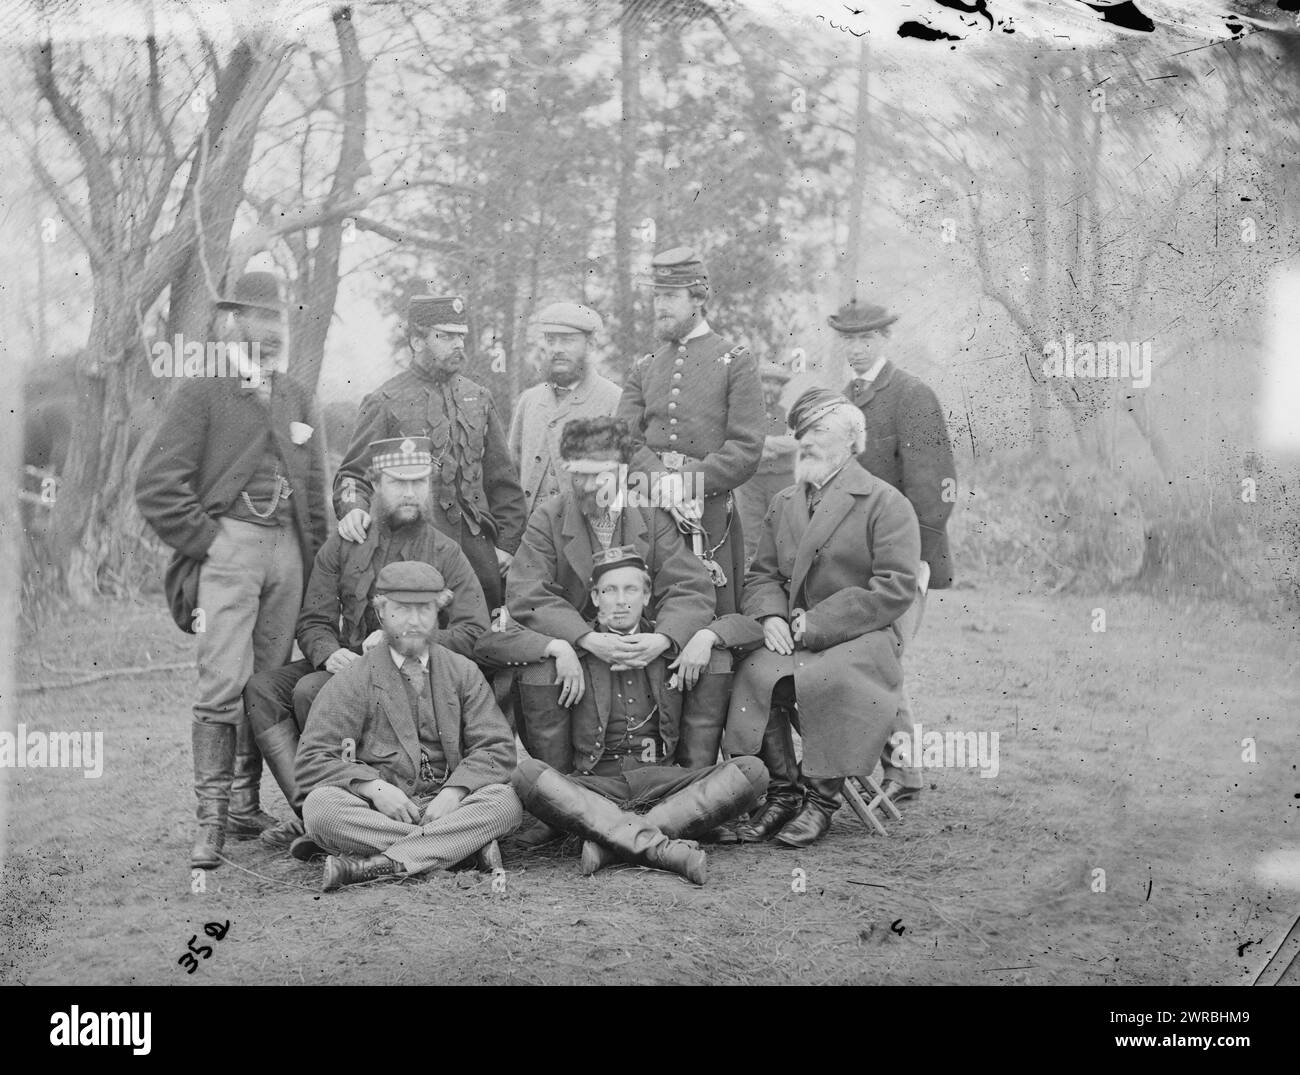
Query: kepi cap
590 545 649 588
374 561 447 603
410 295 469 334
644 247 709 290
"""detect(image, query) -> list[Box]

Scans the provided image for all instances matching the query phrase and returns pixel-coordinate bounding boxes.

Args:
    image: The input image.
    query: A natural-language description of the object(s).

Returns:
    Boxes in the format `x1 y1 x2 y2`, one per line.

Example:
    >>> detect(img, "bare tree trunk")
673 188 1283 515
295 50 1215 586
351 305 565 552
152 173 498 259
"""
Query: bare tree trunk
613 6 641 375
842 38 868 301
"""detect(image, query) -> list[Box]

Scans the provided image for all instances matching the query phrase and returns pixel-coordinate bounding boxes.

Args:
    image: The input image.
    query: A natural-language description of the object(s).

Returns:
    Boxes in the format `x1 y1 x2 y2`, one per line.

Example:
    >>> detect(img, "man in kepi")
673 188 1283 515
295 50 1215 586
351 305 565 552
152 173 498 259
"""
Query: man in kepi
508 301 622 520
333 295 526 609
832 298 957 804
243 436 489 849
506 546 768 885
616 247 765 617
726 389 920 848
295 562 522 892
136 270 328 869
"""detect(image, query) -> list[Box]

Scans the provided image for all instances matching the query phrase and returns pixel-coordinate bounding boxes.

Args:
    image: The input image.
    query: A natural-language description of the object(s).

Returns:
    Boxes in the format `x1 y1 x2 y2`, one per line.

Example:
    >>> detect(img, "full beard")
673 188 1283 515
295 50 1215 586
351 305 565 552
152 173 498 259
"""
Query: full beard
795 455 838 488
655 310 697 343
376 500 427 531
549 357 585 387
385 630 431 659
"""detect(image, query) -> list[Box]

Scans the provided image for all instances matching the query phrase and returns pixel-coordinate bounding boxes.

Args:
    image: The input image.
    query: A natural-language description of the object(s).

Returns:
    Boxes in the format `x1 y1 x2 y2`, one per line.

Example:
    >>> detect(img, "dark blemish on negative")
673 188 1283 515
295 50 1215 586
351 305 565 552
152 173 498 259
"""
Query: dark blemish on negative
933 0 994 31
1078 0 1156 33
898 21 963 43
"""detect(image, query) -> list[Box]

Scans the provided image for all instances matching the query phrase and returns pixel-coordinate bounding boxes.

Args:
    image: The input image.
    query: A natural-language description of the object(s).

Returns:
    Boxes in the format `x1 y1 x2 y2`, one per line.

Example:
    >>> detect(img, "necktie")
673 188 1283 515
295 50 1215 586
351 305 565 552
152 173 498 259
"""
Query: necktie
400 656 425 697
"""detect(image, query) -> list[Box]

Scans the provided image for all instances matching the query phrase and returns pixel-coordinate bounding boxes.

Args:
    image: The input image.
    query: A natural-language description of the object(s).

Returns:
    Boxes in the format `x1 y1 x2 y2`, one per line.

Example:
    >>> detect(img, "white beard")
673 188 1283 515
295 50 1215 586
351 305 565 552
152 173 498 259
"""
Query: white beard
795 455 839 488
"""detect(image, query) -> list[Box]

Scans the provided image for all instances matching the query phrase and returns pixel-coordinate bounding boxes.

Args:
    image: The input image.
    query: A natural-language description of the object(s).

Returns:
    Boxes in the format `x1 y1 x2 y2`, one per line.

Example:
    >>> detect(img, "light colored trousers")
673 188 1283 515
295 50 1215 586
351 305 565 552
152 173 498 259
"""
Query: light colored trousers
303 783 523 874
194 517 302 727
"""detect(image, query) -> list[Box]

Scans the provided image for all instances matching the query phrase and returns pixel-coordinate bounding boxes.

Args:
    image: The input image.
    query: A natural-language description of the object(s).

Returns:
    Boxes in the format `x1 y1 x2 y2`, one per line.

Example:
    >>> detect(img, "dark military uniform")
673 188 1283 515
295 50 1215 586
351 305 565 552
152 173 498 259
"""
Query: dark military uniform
333 323 526 610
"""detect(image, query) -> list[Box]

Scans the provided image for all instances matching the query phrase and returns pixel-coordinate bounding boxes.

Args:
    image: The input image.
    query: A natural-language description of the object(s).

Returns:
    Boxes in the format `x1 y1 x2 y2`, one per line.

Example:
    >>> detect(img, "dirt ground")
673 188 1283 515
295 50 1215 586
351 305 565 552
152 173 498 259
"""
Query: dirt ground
3 580 1298 986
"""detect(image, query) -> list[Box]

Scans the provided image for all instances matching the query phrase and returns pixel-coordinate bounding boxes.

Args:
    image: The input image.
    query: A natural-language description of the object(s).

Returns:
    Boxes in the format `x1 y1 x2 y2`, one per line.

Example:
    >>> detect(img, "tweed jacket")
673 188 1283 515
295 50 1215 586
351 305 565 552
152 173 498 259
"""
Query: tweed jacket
135 373 328 578
504 491 715 653
333 367 527 553
725 459 920 777
295 519 489 669
295 644 515 800
846 361 956 588
508 370 622 516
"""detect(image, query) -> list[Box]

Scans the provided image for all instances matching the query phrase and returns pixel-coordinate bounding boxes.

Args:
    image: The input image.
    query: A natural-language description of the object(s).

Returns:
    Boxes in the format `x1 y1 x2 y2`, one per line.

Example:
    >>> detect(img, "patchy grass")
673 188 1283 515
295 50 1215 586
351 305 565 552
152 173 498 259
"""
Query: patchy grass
3 582 1297 984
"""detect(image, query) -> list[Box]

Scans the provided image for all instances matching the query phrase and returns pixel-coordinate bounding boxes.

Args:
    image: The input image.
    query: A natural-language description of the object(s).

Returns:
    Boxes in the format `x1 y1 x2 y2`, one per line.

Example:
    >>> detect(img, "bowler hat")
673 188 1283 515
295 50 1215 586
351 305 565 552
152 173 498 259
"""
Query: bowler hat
216 271 287 315
827 299 897 335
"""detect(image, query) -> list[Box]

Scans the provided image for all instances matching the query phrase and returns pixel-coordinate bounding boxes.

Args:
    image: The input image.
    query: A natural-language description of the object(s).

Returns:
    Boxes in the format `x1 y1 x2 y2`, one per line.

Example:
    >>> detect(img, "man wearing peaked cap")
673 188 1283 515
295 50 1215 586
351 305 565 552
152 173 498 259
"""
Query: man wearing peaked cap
295 560 522 892
333 293 527 610
735 360 798 566
616 246 766 621
480 544 768 885
725 387 921 848
136 269 330 870
244 434 490 852
831 296 957 804
507 300 621 519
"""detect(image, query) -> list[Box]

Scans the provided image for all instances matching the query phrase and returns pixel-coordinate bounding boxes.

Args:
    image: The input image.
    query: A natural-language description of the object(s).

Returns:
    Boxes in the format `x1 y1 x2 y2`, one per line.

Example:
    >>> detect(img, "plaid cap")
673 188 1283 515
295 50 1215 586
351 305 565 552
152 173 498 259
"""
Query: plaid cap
590 545 649 588
410 295 469 334
374 560 447 602
370 436 434 480
644 246 709 289
827 298 897 335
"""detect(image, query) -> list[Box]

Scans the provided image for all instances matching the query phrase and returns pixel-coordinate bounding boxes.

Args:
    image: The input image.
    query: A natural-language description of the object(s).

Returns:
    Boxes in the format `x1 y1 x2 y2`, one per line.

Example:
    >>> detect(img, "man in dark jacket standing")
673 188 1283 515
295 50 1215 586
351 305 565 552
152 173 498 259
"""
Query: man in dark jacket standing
615 248 765 617
243 436 488 848
332 295 527 610
136 271 329 869
833 299 957 803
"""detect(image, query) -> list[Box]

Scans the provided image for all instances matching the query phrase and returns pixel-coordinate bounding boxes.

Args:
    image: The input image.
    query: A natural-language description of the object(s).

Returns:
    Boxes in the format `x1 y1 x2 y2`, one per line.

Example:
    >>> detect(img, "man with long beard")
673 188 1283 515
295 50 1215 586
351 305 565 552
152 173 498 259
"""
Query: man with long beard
508 302 622 519
136 271 328 869
243 436 489 850
295 561 522 892
725 389 920 849
615 248 765 618
333 295 526 609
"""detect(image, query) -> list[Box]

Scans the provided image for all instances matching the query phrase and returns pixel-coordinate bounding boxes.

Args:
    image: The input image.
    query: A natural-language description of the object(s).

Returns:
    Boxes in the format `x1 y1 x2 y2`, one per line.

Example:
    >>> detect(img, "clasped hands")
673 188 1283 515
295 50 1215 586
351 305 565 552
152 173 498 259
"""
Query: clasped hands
355 778 466 825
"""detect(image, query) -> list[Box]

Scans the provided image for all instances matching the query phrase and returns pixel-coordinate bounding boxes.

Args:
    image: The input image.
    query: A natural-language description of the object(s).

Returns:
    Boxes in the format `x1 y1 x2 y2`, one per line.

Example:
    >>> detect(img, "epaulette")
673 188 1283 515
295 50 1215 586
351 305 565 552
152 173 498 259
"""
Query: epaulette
719 344 748 365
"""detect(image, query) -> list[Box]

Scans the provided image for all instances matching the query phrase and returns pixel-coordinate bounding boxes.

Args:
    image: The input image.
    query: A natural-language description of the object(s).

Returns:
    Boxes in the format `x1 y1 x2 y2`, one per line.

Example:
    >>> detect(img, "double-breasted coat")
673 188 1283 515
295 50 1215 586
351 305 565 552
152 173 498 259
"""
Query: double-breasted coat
295 644 516 801
725 459 920 778
846 361 956 588
615 326 766 614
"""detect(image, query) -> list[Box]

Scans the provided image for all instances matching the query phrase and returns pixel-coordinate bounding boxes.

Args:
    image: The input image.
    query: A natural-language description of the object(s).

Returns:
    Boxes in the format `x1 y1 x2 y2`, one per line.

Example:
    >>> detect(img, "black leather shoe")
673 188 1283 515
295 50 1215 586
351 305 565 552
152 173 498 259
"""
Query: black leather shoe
735 794 802 842
321 853 402 892
773 801 835 848
879 779 921 804
290 834 327 862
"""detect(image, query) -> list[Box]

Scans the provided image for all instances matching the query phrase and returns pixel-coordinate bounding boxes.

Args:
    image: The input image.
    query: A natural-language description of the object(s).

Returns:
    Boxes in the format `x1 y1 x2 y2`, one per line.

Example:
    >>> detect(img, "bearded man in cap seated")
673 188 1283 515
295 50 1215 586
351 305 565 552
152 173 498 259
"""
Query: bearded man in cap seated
490 416 755 791
489 546 768 885
244 436 490 851
508 301 622 521
295 561 522 892
333 294 527 610
725 389 920 849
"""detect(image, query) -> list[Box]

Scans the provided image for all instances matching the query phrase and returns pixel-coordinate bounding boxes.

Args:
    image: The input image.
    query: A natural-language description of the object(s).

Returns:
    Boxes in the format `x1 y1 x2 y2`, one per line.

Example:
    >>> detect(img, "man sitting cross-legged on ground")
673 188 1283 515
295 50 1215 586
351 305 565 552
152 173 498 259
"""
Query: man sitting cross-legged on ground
244 436 489 851
295 561 521 892
489 546 768 886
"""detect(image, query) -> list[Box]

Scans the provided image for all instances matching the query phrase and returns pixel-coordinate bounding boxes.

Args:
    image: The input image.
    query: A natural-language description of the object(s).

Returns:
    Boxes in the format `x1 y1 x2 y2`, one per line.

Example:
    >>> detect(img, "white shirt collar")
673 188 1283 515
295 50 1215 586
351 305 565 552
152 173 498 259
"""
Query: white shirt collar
681 318 712 343
856 355 887 382
389 646 429 671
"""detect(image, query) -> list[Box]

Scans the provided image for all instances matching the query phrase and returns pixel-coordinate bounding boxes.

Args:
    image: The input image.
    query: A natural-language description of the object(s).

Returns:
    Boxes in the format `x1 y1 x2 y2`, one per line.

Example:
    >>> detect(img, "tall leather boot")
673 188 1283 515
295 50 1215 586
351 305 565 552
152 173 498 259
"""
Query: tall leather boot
524 767 707 885
736 699 803 842
581 759 765 875
518 683 574 774
774 776 844 848
228 715 280 837
254 719 305 849
191 722 236 869
675 670 731 768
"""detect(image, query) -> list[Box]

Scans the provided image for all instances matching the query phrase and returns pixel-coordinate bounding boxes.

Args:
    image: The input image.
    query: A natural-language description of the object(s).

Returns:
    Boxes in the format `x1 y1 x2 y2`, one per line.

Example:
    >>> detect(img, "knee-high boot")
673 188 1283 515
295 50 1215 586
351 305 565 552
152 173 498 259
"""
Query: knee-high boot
191 722 237 869
523 768 707 885
675 670 731 768
228 715 279 836
253 719 306 849
581 758 766 875
735 700 803 842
